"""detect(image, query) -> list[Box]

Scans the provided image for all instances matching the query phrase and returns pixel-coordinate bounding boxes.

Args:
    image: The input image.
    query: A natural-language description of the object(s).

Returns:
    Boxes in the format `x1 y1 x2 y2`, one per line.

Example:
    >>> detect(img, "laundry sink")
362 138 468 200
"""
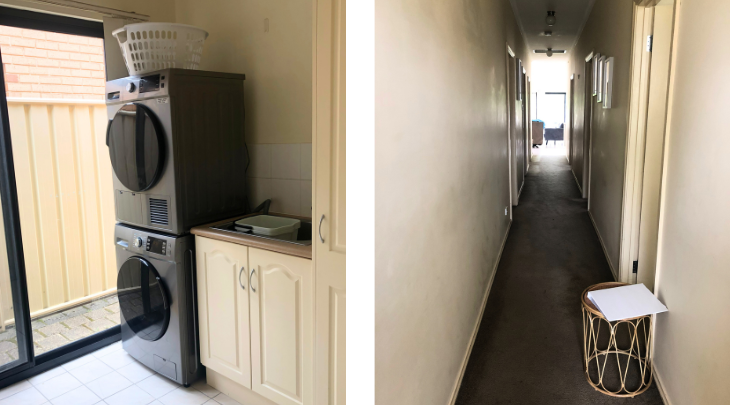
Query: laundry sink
211 215 313 246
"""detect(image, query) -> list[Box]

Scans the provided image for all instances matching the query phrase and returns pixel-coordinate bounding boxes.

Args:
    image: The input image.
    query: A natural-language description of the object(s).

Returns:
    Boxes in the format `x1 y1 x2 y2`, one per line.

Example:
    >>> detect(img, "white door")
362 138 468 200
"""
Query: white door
249 248 313 405
313 0 347 401
195 237 251 388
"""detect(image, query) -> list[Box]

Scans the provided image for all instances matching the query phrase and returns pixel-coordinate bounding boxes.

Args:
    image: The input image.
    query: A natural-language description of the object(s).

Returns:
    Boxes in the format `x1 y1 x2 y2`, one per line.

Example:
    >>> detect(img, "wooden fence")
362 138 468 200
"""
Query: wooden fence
0 98 117 326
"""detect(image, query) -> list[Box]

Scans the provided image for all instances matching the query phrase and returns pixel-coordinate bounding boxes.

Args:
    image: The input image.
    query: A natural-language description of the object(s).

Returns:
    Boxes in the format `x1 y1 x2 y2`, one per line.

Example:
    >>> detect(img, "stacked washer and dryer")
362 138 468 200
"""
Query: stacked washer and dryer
106 69 247 386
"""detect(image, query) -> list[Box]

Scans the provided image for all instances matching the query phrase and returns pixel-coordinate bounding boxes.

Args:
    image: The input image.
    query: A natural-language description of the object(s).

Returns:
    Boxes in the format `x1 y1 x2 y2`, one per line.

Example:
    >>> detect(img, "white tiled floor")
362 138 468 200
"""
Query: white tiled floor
0 341 241 405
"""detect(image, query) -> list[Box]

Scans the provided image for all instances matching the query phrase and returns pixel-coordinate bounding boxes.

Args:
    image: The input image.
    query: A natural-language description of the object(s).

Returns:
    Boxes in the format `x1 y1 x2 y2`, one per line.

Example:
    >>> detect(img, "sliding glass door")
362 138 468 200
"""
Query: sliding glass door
0 6 121 385
0 48 34 378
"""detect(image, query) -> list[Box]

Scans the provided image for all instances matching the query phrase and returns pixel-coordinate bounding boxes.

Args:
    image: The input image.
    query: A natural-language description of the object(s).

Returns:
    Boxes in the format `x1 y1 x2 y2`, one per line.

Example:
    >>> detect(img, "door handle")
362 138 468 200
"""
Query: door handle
250 268 257 293
318 214 325 243
238 267 245 290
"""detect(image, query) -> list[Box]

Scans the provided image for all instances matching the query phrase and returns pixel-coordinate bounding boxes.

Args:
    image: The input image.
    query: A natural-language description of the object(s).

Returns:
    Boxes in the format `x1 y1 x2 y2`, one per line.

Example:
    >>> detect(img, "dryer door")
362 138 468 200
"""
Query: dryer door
117 257 170 341
107 103 165 192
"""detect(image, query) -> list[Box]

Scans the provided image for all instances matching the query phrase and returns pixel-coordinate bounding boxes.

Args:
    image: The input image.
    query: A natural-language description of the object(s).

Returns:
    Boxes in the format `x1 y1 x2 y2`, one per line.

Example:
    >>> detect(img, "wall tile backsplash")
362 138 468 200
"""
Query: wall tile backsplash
248 143 312 217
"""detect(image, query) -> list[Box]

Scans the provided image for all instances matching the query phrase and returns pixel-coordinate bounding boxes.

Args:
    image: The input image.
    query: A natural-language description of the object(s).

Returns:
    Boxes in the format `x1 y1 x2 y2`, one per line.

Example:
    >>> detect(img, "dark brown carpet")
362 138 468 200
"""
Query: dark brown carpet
454 152 664 405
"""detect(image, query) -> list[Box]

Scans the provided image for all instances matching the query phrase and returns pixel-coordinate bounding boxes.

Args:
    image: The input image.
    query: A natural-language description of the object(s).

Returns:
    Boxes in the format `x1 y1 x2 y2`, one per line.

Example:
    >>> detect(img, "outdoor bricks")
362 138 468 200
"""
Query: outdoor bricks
60 60 82 69
35 40 59 50
24 48 47 58
67 35 89 45
0 24 105 99
58 43 80 52
21 29 46 40
71 69 92 78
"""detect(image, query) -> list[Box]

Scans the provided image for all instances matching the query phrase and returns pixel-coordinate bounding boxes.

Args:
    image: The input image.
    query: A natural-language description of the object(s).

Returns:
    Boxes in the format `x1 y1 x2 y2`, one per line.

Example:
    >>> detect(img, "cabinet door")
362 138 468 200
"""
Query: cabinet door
314 264 345 405
313 0 346 402
249 248 313 405
195 236 251 388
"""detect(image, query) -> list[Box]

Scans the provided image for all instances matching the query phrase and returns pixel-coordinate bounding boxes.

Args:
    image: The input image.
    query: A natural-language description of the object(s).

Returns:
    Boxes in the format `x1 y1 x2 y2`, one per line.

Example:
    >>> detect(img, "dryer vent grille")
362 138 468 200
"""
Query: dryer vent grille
149 198 169 226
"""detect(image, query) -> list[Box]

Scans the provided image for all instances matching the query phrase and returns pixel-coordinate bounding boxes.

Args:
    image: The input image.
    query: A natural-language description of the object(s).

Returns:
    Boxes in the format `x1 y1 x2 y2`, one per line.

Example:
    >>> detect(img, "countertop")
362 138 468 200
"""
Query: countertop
191 212 312 259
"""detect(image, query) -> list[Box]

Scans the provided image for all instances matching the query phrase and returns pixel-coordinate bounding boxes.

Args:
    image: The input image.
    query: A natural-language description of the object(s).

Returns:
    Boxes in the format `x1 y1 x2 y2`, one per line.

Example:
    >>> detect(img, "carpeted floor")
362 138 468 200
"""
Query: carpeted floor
455 151 664 404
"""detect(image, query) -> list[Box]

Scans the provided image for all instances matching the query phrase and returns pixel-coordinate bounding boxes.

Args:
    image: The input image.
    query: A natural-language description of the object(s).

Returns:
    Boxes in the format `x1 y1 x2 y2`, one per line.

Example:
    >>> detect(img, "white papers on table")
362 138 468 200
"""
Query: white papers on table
586 283 668 322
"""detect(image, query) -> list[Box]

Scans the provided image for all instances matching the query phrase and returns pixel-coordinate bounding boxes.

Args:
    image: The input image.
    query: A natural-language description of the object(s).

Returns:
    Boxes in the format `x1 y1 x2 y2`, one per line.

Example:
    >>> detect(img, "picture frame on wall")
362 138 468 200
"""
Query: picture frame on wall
596 55 605 103
517 58 523 101
603 56 614 109
593 53 600 96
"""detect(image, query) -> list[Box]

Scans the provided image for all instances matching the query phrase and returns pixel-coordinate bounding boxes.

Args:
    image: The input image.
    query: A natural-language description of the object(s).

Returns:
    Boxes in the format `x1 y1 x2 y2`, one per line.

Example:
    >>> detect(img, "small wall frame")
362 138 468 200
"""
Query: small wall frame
592 53 600 96
596 55 605 103
603 57 614 109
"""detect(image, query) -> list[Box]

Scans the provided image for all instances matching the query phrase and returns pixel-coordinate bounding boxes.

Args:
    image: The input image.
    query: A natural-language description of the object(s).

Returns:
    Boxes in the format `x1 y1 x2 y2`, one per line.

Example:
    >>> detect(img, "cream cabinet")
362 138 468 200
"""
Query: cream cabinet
195 236 252 389
195 237 313 405
313 0 346 401
312 0 347 405
249 248 314 405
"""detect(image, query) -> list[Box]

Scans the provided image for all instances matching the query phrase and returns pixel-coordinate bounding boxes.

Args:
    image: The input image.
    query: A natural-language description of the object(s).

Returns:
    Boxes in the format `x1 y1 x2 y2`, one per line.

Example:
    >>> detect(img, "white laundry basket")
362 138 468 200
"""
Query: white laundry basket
112 23 209 76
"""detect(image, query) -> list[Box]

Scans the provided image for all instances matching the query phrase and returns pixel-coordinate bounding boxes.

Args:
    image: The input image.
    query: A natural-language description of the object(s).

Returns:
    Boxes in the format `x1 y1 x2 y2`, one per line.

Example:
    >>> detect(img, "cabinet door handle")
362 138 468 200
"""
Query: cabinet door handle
238 267 245 290
250 268 257 293
318 214 325 243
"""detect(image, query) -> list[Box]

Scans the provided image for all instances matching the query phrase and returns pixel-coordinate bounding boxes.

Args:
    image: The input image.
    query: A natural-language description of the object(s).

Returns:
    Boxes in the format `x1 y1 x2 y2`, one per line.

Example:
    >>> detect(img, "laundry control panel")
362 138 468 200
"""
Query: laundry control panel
146 236 168 256
127 231 174 258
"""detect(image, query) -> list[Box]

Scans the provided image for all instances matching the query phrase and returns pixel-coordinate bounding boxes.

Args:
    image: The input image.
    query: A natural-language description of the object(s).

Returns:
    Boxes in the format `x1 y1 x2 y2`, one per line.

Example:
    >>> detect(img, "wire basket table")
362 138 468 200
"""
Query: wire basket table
581 282 654 397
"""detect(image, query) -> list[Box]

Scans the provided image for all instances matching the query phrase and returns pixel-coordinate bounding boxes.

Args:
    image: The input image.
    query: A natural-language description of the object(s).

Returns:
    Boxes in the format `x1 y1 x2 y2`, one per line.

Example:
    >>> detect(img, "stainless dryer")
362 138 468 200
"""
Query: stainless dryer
106 69 248 235
115 223 202 386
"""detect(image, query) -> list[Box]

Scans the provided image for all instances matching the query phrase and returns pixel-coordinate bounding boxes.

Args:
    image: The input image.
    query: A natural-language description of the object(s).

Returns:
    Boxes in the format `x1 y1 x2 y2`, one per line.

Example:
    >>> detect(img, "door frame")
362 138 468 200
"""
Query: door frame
618 1 678 284
0 7 122 388
583 53 594 202
505 45 517 210
568 75 574 165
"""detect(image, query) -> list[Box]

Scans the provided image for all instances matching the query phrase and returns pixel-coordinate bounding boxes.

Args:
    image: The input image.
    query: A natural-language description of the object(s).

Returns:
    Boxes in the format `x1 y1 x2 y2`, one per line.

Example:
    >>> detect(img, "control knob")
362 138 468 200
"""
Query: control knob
133 237 144 248
126 82 136 93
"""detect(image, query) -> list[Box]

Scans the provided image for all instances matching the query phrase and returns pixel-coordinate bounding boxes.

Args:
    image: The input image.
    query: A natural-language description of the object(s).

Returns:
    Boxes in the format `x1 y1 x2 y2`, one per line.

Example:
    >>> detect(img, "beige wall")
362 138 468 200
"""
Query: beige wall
174 0 311 145
374 0 529 403
569 0 635 274
653 0 730 403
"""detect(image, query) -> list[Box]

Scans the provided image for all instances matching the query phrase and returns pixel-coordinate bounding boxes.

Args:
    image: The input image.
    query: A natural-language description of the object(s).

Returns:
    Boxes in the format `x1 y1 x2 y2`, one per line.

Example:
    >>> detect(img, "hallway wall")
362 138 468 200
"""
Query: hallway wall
653 0 730 403
374 0 529 403
568 0 635 275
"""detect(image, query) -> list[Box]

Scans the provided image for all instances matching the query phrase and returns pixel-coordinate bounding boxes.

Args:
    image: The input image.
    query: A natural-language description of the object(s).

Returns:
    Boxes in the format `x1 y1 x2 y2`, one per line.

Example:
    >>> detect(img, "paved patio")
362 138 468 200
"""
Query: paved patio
0 293 120 367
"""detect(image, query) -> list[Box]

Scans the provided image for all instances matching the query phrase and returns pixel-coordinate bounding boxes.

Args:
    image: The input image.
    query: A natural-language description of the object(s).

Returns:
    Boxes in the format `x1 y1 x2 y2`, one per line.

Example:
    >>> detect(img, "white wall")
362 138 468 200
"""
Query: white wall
653 0 730 403
374 0 529 403
174 0 311 145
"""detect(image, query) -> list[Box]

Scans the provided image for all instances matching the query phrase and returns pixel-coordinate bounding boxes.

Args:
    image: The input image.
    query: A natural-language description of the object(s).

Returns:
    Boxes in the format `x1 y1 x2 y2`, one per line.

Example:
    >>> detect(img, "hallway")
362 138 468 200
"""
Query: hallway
455 152 663 404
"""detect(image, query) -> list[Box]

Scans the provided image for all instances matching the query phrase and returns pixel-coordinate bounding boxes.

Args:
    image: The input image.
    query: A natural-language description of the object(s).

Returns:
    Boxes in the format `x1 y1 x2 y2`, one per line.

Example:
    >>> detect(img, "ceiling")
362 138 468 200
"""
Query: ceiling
509 0 597 61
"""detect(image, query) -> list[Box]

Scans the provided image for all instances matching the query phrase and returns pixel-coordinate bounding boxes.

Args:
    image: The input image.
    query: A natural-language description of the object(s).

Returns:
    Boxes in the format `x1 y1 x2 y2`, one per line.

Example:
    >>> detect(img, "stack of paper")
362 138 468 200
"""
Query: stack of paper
587 284 668 322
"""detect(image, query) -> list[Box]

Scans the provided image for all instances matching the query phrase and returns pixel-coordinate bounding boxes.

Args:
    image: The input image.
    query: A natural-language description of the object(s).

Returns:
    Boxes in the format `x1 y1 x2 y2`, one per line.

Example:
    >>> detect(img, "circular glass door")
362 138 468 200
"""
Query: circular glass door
107 103 164 191
117 257 170 341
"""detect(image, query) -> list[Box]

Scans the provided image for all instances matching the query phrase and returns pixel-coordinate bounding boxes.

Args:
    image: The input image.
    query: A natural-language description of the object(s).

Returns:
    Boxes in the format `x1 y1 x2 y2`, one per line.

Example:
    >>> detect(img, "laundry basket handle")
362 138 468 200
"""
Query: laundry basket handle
112 27 128 43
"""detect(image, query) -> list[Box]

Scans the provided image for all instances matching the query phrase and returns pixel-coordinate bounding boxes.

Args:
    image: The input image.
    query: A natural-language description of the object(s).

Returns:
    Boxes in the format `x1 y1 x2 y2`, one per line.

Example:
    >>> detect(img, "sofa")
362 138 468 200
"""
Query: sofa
544 127 564 145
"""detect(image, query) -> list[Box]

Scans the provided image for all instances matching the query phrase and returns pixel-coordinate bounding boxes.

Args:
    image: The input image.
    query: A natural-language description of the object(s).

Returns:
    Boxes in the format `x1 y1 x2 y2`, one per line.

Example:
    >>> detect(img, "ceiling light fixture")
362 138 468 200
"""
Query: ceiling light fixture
533 48 566 57
546 11 556 26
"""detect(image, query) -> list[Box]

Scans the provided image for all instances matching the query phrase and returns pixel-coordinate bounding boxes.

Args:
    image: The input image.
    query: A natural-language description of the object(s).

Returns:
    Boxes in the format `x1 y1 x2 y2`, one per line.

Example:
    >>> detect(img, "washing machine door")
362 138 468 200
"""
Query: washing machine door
117 257 170 341
107 103 165 192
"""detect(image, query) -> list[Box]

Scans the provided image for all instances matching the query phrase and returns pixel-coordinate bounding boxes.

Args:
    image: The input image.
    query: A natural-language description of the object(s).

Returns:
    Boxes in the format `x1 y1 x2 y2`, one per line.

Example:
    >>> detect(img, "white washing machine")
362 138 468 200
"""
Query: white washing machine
115 223 202 386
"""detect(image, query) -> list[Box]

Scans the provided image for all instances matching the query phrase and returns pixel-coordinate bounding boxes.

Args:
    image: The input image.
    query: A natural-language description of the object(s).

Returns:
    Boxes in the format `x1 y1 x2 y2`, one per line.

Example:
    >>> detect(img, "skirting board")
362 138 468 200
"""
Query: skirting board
448 220 512 405
571 169 584 196
653 366 672 405
588 211 618 281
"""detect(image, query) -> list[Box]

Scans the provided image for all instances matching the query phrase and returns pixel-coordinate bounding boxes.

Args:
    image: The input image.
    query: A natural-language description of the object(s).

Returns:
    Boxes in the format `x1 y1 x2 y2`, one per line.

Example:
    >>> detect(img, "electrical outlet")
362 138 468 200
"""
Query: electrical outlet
505 207 508 215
